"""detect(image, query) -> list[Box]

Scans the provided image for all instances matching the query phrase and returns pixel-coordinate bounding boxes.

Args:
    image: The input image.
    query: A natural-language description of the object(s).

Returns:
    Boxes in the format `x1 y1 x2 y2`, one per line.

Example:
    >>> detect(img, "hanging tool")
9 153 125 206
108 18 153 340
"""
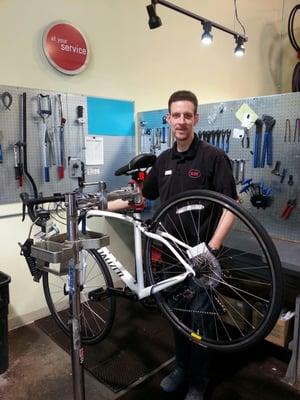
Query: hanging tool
233 159 240 184
238 159 245 184
155 128 162 150
0 131 3 163
76 105 86 150
211 131 216 146
281 197 297 220
239 178 253 194
233 159 246 185
161 115 167 144
56 94 66 179
288 175 294 185
38 94 52 182
167 127 173 147
21 93 38 198
294 118 300 142
205 131 211 143
1 91 13 110
261 115 276 168
253 118 263 168
271 161 281 176
249 181 273 209
47 129 56 167
161 126 166 143
280 168 287 183
242 128 250 148
215 130 221 148
284 119 291 142
221 130 226 150
13 141 24 187
225 130 231 153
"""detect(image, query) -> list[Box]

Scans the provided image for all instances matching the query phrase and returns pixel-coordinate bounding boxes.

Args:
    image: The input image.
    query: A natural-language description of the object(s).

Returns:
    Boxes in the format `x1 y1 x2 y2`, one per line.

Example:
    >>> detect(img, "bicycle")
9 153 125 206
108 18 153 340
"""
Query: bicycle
20 153 283 353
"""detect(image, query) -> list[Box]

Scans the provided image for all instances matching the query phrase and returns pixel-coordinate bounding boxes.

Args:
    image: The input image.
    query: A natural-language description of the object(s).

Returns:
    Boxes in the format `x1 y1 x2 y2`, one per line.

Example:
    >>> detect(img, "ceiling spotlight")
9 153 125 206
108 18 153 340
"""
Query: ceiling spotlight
234 36 245 57
201 21 213 45
146 4 162 29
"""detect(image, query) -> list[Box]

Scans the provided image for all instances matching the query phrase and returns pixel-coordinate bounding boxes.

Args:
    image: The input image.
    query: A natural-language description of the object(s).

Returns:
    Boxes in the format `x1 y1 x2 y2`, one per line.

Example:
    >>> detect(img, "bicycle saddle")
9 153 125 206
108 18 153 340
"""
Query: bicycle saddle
114 153 156 176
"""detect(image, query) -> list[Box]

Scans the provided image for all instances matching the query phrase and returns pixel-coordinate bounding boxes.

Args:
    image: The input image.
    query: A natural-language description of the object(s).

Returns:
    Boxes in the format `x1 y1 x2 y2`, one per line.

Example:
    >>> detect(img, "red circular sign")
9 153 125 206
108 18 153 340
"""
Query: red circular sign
43 21 89 75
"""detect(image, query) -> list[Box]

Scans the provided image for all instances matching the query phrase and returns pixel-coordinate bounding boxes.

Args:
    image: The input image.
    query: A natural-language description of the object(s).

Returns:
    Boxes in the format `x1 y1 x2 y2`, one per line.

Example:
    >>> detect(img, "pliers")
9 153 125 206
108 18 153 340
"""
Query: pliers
261 115 276 167
242 128 250 148
281 198 297 219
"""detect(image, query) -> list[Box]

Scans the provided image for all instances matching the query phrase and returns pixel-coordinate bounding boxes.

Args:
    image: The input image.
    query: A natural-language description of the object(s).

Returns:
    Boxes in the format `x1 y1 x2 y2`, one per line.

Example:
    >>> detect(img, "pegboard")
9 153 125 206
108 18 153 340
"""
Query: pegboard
138 92 300 243
0 85 135 208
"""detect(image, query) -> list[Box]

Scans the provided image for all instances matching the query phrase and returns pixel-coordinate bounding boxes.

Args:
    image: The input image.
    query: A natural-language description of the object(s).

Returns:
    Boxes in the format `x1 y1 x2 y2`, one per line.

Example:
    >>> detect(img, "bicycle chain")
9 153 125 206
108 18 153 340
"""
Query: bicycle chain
173 307 218 316
173 295 227 316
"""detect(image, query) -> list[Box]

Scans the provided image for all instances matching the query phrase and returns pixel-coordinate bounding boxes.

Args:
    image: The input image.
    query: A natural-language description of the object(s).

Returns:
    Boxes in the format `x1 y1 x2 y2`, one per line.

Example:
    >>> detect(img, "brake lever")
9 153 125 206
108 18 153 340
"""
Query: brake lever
20 192 29 221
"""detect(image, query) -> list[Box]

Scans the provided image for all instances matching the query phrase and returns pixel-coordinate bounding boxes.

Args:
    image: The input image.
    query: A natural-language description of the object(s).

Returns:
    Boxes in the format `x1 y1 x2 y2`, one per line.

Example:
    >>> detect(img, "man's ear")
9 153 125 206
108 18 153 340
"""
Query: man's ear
166 113 171 124
194 113 199 125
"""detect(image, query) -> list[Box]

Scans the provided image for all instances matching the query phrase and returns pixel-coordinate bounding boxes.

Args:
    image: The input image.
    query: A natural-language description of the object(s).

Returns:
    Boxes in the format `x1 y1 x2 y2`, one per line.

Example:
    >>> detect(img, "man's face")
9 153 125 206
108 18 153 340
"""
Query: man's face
167 100 199 142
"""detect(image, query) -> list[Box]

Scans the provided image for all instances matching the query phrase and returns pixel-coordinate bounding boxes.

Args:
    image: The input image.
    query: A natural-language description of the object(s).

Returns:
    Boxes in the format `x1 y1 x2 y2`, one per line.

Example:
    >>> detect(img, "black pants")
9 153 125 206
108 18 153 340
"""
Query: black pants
172 281 214 383
174 327 211 383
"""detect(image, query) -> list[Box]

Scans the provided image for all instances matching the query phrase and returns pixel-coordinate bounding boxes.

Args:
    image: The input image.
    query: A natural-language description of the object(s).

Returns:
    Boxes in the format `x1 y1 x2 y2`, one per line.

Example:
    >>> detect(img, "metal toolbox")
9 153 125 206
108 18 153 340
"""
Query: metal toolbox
31 231 110 276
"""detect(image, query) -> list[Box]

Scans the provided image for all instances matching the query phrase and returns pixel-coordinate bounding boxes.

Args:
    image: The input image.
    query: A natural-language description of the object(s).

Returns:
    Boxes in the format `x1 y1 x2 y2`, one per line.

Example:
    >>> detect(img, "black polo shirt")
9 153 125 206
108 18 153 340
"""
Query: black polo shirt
142 134 237 204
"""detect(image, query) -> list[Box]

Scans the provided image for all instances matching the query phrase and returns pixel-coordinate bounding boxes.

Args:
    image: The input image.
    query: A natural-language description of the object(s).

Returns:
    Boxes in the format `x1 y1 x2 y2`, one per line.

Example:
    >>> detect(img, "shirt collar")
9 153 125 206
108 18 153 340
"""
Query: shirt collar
171 134 199 161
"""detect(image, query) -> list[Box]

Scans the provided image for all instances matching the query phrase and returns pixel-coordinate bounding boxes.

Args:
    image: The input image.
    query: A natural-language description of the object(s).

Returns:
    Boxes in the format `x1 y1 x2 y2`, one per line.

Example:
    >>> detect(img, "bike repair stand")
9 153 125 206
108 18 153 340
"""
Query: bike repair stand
30 190 110 399
66 192 85 400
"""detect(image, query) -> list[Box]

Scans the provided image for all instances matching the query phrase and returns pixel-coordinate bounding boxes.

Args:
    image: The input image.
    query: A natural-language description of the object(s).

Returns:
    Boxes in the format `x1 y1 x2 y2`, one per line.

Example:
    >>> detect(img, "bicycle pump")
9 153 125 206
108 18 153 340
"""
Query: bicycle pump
66 192 85 400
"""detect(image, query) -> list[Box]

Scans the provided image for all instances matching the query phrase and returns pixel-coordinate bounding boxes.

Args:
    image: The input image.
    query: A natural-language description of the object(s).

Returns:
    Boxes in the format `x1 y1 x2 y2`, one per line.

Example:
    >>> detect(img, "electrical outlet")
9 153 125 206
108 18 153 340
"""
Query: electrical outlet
69 158 82 178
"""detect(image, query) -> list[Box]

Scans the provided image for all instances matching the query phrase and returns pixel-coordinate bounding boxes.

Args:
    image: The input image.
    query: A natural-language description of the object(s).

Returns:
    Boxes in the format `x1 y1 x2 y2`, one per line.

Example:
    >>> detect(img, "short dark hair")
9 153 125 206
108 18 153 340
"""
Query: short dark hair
168 90 198 114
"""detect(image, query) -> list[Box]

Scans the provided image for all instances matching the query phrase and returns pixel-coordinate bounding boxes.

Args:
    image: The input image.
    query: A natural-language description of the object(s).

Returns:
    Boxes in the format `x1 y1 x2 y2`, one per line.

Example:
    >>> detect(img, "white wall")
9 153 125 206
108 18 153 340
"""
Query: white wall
0 0 299 327
0 0 299 109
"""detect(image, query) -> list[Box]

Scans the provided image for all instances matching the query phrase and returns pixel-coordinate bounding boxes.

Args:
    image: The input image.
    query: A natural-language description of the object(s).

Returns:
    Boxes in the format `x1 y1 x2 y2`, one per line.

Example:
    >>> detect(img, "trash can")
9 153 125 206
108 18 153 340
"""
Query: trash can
0 271 11 374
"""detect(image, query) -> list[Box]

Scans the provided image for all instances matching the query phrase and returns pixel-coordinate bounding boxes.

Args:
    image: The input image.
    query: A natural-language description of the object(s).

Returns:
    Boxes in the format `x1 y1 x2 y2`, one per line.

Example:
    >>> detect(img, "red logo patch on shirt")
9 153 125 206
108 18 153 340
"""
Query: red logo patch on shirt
188 169 201 178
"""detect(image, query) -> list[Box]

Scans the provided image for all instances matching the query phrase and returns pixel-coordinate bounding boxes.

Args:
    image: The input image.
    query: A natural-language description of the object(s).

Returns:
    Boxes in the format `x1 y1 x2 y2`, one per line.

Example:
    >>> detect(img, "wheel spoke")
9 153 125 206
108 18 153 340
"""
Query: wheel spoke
145 190 282 351
43 249 115 344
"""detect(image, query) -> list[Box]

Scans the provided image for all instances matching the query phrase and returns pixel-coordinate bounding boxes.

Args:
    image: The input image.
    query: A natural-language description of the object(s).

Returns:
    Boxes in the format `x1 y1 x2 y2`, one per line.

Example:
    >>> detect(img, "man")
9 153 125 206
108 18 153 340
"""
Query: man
142 90 237 400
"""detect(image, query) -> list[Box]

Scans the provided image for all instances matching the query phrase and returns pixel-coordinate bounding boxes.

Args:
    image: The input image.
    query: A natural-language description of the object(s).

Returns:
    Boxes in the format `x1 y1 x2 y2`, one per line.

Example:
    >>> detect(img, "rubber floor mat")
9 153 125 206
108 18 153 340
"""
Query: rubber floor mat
35 297 174 392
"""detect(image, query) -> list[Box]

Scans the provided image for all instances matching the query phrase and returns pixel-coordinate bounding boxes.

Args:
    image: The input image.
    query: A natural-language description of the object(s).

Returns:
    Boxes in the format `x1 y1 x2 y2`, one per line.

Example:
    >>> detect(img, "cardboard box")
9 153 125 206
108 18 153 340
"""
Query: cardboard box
253 310 294 347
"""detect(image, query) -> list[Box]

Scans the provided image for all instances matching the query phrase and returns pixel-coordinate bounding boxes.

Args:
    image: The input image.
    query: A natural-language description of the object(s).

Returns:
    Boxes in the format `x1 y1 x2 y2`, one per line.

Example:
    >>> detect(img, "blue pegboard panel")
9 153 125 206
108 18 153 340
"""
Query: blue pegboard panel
138 92 300 243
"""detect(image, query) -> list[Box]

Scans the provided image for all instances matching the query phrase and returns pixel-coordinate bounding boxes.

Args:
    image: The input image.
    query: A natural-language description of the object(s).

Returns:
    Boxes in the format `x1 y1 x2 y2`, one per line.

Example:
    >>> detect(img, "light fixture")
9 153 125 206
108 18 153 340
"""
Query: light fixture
146 3 162 29
201 21 213 45
146 0 247 55
234 36 245 57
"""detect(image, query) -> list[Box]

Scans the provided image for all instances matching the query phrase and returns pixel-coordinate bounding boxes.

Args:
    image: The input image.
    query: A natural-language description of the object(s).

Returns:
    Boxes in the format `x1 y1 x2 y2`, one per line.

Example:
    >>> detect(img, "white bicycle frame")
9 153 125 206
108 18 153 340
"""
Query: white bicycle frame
86 209 211 300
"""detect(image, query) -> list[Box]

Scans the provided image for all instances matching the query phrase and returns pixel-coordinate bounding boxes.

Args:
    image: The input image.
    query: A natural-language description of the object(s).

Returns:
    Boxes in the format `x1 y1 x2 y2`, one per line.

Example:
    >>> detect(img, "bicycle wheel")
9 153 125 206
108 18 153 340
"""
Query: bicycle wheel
43 248 116 345
144 190 283 352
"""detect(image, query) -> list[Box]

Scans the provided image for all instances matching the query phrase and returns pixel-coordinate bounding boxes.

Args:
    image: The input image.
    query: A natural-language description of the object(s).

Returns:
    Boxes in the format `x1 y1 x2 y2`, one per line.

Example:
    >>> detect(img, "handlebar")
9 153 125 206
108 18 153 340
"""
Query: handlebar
20 192 65 206
20 175 143 225
20 192 66 226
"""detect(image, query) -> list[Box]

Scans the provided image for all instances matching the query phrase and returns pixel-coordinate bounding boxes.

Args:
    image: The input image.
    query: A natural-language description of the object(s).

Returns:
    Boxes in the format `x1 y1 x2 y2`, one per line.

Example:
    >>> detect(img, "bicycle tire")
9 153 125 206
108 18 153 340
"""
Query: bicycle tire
144 189 283 352
43 248 116 345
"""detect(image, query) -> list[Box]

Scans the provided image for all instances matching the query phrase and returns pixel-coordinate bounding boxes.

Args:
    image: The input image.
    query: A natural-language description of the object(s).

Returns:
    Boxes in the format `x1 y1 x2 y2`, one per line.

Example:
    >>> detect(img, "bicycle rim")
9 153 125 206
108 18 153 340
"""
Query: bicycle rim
43 249 116 344
144 190 283 352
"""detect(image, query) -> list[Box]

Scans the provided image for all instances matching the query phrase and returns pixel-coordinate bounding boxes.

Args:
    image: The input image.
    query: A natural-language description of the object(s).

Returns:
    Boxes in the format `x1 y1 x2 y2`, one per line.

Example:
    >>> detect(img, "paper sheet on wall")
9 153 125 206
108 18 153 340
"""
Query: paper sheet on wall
85 136 104 165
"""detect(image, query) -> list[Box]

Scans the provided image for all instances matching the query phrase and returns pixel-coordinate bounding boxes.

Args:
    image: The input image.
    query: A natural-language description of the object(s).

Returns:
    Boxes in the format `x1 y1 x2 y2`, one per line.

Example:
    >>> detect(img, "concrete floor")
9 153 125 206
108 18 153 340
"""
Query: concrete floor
0 324 126 400
1 322 299 400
